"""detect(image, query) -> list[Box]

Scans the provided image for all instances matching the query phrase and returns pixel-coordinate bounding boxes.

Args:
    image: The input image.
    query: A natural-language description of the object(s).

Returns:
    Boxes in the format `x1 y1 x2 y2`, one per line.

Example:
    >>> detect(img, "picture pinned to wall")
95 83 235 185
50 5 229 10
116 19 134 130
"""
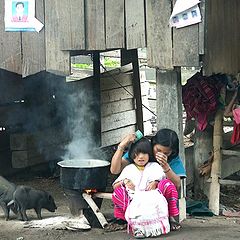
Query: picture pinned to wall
169 0 202 29
5 0 44 32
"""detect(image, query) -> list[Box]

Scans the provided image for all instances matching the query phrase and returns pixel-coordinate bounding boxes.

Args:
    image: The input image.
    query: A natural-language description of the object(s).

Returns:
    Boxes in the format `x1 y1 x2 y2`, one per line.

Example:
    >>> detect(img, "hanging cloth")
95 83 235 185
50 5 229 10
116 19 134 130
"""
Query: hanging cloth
231 108 240 144
183 73 225 131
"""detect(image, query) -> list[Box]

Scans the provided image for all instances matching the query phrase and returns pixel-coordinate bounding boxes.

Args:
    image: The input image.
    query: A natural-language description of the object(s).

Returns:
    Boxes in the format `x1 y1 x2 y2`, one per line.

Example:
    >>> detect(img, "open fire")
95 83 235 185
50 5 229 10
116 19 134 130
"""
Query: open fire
84 189 97 195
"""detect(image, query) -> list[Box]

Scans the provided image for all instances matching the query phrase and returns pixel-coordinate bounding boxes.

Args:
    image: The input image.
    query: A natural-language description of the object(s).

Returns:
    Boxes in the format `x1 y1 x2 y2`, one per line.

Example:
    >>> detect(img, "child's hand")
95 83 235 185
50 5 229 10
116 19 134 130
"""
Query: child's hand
146 181 158 191
124 179 135 190
119 133 136 148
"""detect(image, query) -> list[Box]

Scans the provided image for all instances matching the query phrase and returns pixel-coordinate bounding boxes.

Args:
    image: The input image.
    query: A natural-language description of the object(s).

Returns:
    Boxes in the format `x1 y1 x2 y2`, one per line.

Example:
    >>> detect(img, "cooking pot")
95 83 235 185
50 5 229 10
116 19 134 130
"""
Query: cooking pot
57 159 110 190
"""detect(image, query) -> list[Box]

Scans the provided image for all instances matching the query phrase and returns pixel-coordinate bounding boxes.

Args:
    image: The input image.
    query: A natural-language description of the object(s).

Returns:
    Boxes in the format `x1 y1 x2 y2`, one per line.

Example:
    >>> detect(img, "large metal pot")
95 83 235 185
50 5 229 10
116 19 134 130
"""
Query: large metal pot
57 159 110 190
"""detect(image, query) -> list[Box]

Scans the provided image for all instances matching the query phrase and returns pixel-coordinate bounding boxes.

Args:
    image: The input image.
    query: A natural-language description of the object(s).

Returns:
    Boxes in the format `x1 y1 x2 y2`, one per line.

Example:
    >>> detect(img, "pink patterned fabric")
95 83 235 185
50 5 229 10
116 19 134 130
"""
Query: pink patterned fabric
233 108 240 124
231 108 240 144
112 179 179 220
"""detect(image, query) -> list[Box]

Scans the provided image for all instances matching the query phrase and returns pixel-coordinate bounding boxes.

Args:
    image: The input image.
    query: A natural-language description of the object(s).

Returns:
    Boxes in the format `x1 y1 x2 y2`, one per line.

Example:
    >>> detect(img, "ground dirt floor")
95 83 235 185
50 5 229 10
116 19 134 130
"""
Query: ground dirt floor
0 176 240 240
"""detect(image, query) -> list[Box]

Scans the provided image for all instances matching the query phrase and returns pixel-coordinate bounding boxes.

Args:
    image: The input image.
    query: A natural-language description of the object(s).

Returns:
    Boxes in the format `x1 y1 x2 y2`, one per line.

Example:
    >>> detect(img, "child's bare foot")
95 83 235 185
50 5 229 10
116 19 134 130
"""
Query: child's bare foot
170 221 181 231
169 216 182 231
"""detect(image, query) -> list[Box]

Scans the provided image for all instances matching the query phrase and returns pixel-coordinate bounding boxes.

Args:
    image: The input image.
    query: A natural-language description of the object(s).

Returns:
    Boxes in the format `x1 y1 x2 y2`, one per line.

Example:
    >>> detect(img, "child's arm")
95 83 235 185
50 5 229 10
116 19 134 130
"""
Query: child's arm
113 178 134 190
110 133 136 174
112 165 135 190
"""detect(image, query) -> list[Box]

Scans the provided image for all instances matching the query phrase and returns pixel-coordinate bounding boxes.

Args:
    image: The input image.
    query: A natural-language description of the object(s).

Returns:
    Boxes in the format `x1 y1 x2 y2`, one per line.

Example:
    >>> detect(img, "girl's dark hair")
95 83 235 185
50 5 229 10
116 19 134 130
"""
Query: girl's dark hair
129 137 153 161
151 128 179 160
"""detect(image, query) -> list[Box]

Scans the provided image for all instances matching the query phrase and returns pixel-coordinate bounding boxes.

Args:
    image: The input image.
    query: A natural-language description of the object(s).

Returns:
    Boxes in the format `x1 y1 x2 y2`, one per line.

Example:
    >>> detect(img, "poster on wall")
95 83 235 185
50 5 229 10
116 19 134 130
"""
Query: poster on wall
169 0 202 29
5 0 44 32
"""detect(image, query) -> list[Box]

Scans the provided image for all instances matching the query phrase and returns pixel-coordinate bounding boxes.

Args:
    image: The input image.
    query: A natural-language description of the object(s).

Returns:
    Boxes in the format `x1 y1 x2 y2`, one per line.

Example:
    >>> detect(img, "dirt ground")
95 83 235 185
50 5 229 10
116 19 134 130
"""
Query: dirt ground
0 176 240 240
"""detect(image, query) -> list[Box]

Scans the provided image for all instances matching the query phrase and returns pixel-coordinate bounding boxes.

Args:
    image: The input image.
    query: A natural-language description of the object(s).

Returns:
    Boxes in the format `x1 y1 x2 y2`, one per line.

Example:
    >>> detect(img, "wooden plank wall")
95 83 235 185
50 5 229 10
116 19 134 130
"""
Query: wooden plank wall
22 0 45 77
172 0 199 67
105 0 125 49
100 65 137 146
85 0 105 50
173 25 199 67
60 0 85 50
45 0 70 76
204 0 240 75
125 0 146 49
0 1 21 74
146 0 173 69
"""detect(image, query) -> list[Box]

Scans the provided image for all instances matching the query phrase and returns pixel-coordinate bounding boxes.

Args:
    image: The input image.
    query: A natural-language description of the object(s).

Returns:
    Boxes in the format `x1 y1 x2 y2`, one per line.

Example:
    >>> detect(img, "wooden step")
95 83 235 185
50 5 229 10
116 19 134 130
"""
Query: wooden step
222 150 240 157
206 178 240 185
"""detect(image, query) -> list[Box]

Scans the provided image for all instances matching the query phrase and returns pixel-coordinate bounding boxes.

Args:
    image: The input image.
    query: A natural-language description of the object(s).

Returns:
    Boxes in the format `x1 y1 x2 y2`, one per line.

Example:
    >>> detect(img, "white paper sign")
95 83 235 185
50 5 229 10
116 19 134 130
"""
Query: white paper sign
5 0 44 32
169 0 202 29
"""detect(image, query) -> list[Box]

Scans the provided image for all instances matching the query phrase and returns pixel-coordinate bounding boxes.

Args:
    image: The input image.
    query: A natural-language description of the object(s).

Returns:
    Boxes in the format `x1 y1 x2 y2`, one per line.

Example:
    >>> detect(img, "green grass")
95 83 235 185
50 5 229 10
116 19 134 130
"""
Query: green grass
72 63 93 69
104 57 120 68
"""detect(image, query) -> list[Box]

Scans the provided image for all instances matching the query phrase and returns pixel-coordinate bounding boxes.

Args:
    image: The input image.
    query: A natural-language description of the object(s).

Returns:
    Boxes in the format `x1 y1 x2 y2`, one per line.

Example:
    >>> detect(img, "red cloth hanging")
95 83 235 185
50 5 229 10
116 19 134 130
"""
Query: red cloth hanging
183 73 225 131
231 121 240 145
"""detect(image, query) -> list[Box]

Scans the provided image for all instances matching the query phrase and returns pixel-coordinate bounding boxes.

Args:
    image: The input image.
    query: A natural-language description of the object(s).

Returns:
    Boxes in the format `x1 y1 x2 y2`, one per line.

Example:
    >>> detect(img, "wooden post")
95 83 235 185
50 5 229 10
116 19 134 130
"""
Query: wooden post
209 109 223 215
193 126 213 195
156 67 184 159
156 67 186 221
121 49 144 133
93 52 101 147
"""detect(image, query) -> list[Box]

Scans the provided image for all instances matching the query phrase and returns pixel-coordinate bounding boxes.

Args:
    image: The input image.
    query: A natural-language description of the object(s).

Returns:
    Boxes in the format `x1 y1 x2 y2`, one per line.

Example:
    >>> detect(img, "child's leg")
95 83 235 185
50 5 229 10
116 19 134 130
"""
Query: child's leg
112 186 129 220
157 179 179 217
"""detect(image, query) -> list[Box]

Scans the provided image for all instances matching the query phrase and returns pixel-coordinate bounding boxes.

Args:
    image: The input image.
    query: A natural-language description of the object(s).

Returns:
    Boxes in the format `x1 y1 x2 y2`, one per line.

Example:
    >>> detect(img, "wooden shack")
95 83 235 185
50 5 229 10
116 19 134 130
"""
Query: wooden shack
0 0 240 218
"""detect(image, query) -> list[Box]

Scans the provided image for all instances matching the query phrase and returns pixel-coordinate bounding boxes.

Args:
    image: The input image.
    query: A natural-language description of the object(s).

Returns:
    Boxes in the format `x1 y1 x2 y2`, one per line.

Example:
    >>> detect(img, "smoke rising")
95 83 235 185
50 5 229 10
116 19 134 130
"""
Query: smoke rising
62 88 98 160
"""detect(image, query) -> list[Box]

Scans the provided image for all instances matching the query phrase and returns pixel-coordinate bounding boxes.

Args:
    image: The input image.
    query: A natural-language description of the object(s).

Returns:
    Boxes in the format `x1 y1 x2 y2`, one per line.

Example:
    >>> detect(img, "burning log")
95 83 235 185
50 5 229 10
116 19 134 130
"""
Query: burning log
82 193 108 228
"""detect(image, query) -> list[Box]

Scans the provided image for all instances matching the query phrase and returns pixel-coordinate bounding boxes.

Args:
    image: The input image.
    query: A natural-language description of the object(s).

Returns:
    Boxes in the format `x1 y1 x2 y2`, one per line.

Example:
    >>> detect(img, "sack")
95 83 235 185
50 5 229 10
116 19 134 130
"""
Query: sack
125 189 170 237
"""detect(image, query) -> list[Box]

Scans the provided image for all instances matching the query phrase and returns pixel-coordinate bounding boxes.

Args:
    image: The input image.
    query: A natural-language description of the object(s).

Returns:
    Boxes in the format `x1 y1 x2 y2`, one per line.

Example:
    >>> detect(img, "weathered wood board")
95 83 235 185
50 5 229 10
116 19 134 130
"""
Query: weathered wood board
172 0 199 67
105 0 124 49
60 0 85 50
101 86 134 104
101 110 136 132
22 0 45 77
101 125 136 147
100 64 136 146
146 0 172 69
101 98 134 117
173 25 199 67
125 0 146 49
101 73 133 91
204 0 240 75
199 0 205 55
85 0 105 50
0 1 21 74
45 0 70 75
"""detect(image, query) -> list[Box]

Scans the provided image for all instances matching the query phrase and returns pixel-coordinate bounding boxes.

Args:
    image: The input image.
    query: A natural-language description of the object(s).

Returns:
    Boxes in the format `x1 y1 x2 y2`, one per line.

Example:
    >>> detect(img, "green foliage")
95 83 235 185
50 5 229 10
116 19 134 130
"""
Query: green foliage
71 57 120 69
103 57 120 68
72 63 93 69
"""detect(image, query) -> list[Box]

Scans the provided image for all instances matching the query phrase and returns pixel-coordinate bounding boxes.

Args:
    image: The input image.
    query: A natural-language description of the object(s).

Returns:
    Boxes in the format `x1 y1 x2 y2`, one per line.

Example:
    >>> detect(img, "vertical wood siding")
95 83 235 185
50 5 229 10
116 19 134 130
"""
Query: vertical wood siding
204 0 240 75
0 1 21 74
85 0 105 50
105 0 125 49
45 0 70 75
146 0 173 69
125 0 146 49
22 0 45 77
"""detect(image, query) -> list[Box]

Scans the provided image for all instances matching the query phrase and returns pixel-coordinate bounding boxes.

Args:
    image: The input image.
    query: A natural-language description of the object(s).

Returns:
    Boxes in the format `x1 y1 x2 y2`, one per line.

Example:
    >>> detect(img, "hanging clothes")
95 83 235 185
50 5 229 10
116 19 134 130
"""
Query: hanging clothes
231 108 240 144
183 72 226 131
